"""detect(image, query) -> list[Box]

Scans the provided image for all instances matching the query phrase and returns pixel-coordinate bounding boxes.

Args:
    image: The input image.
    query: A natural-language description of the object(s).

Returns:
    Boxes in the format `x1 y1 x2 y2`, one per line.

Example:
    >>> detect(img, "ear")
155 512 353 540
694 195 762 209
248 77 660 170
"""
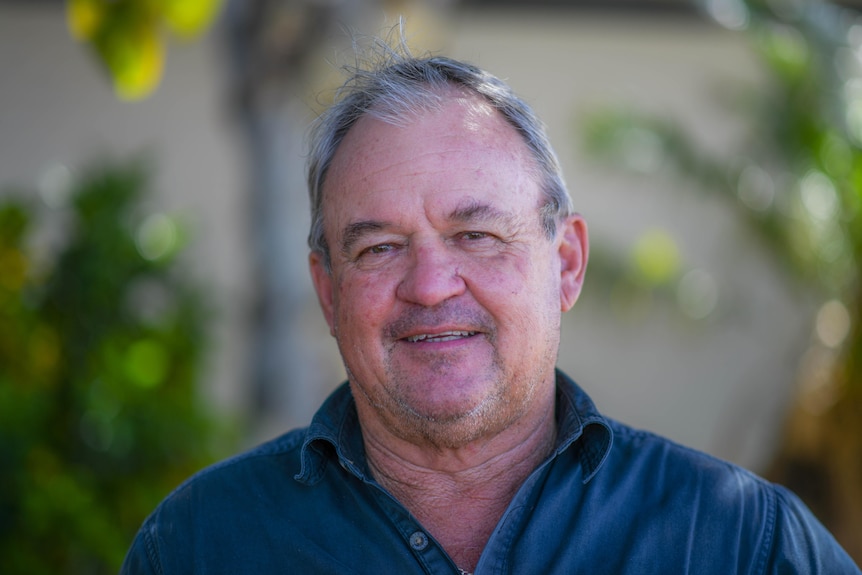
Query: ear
309 251 337 337
558 214 589 312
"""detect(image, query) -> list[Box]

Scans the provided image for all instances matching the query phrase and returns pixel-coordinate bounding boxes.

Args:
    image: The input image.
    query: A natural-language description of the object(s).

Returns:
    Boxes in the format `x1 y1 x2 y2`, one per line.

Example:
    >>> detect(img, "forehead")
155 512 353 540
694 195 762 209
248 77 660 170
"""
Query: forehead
321 92 543 229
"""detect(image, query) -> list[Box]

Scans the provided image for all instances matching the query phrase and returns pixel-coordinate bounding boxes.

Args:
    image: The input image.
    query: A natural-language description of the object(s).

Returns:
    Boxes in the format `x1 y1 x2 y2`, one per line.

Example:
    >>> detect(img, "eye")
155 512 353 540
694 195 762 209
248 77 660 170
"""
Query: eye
359 243 396 257
455 230 508 253
461 231 489 241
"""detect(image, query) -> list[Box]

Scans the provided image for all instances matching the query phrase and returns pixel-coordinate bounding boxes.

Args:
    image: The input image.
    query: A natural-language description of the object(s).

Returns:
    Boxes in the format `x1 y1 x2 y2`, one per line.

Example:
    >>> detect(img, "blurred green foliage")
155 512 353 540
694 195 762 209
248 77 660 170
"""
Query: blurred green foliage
0 160 231 573
581 0 862 560
582 0 862 385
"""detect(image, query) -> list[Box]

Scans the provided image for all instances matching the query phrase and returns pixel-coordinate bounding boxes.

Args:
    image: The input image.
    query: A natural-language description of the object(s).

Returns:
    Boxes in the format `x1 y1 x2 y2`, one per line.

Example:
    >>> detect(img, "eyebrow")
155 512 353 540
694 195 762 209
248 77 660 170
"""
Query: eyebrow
338 201 523 256
448 201 517 228
340 220 389 257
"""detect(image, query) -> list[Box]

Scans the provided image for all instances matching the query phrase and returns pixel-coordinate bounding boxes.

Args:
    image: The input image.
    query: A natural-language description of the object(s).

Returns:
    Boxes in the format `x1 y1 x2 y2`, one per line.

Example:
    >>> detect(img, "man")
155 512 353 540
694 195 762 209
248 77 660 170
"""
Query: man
121 47 860 574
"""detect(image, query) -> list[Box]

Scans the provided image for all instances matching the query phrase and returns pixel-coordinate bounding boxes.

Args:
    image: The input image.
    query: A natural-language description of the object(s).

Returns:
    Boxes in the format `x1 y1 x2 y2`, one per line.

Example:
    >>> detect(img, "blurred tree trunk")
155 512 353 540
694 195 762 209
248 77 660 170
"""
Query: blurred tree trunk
767 286 862 561
223 0 346 436
222 0 454 437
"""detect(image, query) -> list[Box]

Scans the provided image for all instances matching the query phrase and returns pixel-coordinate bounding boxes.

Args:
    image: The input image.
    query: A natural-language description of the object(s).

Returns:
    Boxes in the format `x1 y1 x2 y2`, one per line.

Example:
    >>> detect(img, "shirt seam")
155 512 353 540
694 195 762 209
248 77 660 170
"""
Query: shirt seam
143 521 164 575
755 483 778 575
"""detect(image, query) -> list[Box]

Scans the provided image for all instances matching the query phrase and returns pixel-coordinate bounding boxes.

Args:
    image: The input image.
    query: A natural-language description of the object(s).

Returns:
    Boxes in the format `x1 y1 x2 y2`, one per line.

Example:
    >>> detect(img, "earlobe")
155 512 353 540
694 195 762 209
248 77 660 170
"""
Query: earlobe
558 215 589 312
309 251 337 337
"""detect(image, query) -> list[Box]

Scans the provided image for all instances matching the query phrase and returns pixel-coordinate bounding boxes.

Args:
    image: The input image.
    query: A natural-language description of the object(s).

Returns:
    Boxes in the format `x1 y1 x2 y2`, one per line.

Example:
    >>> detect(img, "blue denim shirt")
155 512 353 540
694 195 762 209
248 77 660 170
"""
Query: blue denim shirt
121 371 860 574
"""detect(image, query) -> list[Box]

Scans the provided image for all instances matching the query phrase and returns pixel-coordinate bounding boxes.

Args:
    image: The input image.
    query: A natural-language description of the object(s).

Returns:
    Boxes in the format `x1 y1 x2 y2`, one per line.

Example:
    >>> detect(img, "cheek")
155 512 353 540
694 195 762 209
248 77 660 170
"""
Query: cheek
469 251 555 302
468 254 560 340
334 272 395 330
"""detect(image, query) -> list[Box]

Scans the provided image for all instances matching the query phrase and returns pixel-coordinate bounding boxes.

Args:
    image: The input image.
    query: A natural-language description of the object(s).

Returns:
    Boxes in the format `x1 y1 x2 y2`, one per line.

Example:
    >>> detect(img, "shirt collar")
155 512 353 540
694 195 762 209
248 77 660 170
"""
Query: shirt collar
553 369 613 483
296 370 613 486
295 381 368 485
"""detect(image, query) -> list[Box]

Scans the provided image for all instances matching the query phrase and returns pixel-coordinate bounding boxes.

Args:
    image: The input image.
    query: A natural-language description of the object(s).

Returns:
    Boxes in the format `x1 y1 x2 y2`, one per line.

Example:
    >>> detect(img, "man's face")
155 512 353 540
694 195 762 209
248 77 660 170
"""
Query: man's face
310 91 587 448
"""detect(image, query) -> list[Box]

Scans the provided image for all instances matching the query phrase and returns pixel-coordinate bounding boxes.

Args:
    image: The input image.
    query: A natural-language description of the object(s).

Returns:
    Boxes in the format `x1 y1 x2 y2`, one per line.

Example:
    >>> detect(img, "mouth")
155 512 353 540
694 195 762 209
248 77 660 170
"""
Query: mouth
404 330 478 343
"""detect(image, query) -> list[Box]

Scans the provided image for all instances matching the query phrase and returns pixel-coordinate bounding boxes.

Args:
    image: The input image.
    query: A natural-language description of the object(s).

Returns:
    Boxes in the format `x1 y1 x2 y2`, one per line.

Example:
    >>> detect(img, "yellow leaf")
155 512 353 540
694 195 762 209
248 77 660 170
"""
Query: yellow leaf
159 0 222 38
66 0 104 40
99 22 165 100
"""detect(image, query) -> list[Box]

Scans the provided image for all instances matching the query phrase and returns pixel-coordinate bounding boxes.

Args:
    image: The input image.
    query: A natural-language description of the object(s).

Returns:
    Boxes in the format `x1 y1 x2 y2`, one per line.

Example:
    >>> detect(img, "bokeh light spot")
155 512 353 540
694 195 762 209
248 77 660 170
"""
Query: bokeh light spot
79 409 115 452
800 170 838 221
737 163 775 211
705 0 750 31
124 339 168 388
136 213 178 261
797 346 839 415
815 299 851 348
677 269 719 320
773 24 808 65
38 164 73 209
820 134 852 178
844 79 862 144
631 229 680 286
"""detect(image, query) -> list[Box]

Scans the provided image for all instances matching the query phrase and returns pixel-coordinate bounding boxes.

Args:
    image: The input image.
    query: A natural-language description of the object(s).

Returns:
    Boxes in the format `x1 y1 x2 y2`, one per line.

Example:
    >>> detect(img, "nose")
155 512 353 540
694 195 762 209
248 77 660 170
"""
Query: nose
396 240 466 307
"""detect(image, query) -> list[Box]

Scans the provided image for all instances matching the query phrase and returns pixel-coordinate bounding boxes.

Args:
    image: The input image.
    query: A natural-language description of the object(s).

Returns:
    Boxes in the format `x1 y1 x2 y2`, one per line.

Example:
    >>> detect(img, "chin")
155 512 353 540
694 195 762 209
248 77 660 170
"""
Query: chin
390 387 523 449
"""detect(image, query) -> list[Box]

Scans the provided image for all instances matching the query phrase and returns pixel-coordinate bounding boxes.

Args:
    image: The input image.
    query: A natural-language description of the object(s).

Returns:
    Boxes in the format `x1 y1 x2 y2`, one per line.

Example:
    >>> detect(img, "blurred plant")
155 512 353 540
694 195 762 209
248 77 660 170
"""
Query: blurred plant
0 159 231 573
66 0 223 99
581 0 861 560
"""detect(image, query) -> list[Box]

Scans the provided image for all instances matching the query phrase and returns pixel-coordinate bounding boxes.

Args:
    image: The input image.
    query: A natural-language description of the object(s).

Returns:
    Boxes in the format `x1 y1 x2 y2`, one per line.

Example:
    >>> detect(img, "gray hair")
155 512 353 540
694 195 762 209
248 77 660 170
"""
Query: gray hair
307 47 573 270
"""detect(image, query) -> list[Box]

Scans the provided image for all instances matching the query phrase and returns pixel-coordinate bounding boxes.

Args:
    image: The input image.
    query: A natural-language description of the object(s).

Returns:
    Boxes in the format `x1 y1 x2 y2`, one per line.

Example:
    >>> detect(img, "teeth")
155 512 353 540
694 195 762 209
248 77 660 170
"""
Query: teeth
407 330 476 343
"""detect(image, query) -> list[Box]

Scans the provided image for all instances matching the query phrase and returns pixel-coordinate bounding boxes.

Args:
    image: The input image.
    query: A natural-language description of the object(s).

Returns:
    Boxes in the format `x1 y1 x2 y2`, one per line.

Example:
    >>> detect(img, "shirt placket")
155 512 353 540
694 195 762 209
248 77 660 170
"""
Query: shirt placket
365 481 465 574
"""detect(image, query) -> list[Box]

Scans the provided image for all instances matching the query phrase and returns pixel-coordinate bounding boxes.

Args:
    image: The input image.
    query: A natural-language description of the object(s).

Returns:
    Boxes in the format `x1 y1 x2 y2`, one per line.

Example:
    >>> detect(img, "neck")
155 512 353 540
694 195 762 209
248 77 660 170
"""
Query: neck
362 398 557 573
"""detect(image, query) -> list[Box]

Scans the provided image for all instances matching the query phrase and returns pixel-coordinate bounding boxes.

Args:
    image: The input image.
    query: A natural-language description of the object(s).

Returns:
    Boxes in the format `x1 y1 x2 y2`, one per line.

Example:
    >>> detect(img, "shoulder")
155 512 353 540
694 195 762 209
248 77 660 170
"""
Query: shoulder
605 418 766 489
601 419 788 526
165 428 311 514
120 427 336 574
169 428 307 497
765 483 861 573
119 429 311 574
593 420 860 573
135 428 311 541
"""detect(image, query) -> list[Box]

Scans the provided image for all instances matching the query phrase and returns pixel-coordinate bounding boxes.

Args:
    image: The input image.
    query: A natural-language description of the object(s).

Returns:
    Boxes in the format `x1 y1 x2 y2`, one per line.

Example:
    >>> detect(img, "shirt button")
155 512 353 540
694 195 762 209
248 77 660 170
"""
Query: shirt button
409 531 429 551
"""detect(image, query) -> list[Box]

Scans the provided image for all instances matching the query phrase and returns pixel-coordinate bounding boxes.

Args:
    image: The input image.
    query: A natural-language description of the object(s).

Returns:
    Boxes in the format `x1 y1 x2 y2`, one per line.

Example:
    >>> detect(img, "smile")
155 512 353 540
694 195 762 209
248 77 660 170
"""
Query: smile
405 330 477 343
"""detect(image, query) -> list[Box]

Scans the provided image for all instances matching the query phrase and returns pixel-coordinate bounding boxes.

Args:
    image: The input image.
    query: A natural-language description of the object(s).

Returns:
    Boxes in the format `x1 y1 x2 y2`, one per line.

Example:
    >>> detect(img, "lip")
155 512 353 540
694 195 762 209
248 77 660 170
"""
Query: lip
404 329 478 343
395 325 485 345
385 305 493 345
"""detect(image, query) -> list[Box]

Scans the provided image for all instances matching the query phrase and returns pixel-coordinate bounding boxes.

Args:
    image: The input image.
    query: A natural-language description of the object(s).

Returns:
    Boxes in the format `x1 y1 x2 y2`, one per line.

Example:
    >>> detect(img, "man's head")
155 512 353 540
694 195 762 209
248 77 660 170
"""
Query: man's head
307 47 588 450
307 52 574 271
